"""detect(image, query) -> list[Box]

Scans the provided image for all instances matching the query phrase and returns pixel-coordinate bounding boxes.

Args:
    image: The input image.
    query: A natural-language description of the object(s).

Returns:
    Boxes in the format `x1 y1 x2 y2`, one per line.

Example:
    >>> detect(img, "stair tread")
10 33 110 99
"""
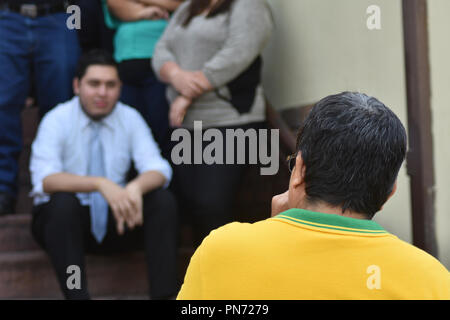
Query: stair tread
0 247 194 299
0 249 149 299
0 249 146 260
0 247 193 258
0 213 31 224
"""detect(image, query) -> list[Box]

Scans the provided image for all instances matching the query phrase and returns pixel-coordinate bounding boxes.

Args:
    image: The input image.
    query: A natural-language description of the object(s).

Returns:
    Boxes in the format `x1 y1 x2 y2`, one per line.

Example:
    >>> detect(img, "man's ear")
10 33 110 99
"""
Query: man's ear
291 152 306 189
73 77 80 95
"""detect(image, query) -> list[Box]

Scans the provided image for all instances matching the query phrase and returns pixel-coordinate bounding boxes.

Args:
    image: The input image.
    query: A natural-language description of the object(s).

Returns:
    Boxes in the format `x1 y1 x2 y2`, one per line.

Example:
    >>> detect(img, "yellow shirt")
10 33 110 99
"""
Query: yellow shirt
178 208 450 300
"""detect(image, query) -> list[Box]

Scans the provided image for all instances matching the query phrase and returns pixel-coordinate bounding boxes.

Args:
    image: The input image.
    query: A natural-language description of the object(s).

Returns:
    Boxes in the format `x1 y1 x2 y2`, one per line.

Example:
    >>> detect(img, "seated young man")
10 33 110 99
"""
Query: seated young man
177 92 450 300
30 50 178 300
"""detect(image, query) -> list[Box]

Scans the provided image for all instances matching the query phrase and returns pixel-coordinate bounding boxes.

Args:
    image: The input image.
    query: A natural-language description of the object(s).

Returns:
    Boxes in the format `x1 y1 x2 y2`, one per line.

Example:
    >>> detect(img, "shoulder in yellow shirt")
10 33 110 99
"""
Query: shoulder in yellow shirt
178 209 450 300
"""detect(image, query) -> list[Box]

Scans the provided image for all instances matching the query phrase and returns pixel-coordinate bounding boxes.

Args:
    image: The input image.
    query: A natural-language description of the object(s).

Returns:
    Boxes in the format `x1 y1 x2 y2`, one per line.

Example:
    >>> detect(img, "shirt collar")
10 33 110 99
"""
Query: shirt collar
273 208 388 235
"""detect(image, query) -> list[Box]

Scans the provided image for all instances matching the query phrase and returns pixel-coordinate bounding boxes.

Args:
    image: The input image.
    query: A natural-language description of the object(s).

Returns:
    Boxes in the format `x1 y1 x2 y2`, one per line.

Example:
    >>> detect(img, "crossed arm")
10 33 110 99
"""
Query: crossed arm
106 0 195 125
106 0 183 22
153 0 274 127
159 62 214 127
133 0 183 11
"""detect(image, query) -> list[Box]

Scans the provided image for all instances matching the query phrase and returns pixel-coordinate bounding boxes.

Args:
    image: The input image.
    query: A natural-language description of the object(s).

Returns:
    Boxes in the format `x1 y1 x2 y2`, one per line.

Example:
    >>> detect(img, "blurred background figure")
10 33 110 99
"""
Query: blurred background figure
152 0 273 246
77 0 115 54
30 50 178 300
102 0 183 153
0 0 80 215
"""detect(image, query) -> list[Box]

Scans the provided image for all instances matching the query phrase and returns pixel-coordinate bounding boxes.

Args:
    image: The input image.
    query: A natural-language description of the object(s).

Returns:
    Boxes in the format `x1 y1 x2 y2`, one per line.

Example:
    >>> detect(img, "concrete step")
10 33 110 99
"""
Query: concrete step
0 212 194 299
0 213 195 253
0 248 193 299
0 214 38 252
0 250 145 299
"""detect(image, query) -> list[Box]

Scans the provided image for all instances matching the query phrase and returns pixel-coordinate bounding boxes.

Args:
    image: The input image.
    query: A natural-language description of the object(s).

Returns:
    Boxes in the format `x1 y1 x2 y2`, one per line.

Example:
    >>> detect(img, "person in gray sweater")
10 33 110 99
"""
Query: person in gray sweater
152 0 273 246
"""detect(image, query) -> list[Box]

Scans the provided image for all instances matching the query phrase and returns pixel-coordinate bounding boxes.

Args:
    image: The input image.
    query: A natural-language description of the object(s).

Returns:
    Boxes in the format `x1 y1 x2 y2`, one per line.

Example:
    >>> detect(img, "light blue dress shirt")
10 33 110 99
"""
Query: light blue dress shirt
30 96 172 206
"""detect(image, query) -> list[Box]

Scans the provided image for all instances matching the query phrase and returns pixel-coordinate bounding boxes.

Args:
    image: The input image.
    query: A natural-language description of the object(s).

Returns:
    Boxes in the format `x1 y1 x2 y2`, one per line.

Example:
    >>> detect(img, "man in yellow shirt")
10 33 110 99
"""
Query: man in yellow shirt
177 92 450 300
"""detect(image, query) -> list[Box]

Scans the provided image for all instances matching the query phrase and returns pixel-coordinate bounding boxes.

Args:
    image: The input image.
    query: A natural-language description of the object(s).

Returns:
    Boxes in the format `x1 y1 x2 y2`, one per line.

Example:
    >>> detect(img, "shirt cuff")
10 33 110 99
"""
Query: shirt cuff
138 163 173 189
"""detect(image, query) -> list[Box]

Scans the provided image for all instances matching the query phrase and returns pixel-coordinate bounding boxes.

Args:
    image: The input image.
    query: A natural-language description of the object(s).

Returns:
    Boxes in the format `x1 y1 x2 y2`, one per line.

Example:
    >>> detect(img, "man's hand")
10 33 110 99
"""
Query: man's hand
96 178 136 235
271 190 290 217
125 182 144 228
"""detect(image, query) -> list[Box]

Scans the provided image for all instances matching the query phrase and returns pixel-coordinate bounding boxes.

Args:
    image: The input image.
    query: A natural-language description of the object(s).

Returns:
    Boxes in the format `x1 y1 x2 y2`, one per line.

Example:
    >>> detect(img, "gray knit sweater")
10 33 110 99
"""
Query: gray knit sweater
152 0 273 129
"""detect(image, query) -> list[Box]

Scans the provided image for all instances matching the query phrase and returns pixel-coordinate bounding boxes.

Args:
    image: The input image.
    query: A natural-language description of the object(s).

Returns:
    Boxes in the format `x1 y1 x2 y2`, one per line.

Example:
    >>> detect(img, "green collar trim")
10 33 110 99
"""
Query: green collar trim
274 208 388 234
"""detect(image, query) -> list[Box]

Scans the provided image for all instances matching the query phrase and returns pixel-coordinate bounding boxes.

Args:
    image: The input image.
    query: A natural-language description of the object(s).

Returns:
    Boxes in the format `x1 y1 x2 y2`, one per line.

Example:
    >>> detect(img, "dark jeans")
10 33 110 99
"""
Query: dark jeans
119 59 170 155
31 189 178 300
170 122 265 247
0 11 80 196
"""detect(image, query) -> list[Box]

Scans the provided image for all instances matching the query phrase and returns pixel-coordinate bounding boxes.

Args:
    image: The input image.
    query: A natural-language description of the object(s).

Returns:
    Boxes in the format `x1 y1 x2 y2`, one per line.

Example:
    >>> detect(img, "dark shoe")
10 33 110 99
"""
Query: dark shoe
0 193 15 216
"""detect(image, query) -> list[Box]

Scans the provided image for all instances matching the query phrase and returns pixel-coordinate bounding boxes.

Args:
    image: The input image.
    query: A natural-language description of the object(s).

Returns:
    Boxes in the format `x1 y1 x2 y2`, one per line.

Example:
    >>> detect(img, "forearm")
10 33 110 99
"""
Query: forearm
136 0 183 11
107 0 147 21
158 61 181 84
127 171 167 195
159 62 213 99
43 173 102 194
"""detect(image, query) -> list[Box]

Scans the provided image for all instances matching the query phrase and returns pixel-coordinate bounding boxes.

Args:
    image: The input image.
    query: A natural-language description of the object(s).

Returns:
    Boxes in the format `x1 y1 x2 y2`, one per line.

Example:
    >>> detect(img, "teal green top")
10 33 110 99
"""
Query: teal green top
101 0 168 62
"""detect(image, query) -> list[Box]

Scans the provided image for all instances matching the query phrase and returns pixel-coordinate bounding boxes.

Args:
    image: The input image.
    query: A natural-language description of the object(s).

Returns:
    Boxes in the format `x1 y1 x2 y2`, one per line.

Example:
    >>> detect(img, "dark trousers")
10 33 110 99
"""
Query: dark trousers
31 189 178 300
170 122 266 247
172 158 246 247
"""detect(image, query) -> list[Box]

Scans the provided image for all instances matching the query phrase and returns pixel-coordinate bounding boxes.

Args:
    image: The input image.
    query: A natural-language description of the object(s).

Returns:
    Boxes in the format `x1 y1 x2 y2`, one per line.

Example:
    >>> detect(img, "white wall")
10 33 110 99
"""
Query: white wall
262 0 450 267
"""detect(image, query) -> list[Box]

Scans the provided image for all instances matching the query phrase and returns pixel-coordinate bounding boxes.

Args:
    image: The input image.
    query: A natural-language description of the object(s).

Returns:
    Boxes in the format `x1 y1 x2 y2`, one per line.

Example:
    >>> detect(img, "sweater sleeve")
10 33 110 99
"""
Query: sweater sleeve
201 0 273 88
152 1 190 79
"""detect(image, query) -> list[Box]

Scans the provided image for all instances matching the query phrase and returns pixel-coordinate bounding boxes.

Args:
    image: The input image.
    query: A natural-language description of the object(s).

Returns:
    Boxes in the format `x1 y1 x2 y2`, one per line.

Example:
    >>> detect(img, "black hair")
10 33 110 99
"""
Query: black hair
75 49 118 80
182 0 236 27
296 92 407 219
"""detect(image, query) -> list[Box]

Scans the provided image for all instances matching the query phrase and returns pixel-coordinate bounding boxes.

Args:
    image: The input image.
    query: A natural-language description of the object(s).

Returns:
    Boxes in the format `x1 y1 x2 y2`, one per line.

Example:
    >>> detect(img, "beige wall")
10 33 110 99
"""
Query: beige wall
428 0 450 268
262 0 449 268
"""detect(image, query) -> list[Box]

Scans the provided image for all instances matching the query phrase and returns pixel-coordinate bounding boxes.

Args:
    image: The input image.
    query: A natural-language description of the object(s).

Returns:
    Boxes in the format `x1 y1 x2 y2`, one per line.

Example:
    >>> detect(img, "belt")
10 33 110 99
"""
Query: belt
0 1 70 18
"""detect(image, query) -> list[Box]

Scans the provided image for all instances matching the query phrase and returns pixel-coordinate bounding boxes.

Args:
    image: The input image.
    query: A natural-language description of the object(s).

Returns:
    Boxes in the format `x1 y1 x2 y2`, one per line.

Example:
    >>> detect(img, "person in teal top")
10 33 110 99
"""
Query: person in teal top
102 0 183 152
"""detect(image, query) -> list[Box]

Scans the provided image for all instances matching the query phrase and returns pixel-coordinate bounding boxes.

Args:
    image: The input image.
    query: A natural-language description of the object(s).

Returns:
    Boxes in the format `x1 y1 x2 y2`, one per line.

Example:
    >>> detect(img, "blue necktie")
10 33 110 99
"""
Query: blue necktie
89 122 108 243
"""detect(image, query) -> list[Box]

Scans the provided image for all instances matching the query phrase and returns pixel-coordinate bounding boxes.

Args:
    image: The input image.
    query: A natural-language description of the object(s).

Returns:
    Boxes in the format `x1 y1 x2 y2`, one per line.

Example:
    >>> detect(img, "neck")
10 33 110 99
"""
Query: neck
302 202 369 220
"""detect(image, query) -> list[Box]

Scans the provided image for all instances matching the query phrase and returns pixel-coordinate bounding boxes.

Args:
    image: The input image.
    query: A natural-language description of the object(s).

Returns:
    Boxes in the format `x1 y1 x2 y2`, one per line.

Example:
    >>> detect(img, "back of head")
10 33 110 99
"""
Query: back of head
296 92 407 219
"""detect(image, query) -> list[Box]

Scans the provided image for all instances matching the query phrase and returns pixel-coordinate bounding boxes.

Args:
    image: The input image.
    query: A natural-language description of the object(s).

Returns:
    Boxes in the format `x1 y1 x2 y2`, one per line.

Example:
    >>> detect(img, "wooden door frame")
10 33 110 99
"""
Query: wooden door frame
402 0 438 257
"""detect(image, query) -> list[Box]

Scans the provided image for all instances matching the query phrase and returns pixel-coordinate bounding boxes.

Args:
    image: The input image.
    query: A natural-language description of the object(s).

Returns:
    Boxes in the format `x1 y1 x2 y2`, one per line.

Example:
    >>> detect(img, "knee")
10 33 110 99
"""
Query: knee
143 188 177 223
45 192 81 223
32 192 82 246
